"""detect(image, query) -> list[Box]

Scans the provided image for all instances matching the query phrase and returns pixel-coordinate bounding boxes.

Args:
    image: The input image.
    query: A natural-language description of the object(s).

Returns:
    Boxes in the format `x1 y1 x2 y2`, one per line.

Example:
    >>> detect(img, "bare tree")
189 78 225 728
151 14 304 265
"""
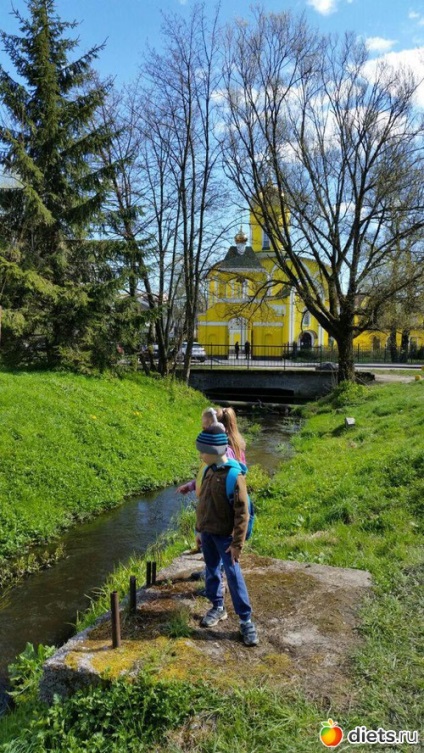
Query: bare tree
95 79 173 374
98 4 233 378
139 3 232 380
221 10 424 380
367 232 424 361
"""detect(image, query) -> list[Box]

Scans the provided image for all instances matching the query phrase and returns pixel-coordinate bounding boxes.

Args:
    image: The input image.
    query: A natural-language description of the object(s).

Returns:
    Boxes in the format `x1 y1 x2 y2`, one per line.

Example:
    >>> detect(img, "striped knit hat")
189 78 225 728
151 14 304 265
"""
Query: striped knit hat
196 425 228 455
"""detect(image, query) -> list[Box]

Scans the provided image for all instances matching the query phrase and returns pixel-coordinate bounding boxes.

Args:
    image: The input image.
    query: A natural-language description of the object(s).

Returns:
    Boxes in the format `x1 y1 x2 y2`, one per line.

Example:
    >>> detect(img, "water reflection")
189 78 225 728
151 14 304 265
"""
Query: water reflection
0 486 185 679
247 419 293 473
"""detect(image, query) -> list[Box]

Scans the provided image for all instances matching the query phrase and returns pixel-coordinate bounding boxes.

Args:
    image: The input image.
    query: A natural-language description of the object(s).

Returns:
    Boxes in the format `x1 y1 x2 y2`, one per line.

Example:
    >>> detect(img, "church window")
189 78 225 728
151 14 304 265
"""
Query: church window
233 279 243 298
262 230 270 249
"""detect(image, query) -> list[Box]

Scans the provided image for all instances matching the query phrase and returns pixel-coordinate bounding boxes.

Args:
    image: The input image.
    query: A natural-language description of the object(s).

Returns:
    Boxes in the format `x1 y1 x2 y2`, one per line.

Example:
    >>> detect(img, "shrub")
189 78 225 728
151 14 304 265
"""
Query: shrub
328 382 370 408
8 643 55 705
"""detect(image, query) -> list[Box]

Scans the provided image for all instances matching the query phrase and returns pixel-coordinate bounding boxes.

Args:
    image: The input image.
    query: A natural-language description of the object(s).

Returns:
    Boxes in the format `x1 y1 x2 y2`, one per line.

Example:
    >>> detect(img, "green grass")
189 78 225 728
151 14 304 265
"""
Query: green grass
1 380 423 752
254 383 424 575
164 606 193 639
0 370 206 578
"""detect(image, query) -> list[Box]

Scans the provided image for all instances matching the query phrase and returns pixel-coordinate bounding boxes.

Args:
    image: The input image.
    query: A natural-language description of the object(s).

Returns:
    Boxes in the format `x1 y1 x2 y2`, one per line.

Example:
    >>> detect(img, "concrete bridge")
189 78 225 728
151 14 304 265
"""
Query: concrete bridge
188 367 343 404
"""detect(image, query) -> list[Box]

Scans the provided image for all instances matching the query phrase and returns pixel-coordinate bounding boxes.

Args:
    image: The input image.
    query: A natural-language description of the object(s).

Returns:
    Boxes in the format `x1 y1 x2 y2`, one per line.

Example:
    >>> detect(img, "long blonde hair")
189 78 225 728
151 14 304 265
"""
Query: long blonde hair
217 407 246 461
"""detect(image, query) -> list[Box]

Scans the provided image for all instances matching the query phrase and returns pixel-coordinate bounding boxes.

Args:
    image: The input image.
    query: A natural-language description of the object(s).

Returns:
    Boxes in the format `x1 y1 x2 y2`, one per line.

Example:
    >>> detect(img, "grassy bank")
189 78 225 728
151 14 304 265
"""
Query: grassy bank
0 370 206 582
1 380 423 752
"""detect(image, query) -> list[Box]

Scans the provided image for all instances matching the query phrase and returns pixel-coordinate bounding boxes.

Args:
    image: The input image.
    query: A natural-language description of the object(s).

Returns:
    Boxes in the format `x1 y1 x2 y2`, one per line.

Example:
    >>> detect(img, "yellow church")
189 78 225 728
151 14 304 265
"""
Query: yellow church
197 202 424 361
197 207 330 358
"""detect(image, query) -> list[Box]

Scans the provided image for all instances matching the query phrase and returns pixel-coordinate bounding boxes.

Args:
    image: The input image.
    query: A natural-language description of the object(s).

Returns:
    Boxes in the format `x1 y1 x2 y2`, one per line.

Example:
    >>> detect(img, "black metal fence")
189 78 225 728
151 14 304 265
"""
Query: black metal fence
196 343 424 369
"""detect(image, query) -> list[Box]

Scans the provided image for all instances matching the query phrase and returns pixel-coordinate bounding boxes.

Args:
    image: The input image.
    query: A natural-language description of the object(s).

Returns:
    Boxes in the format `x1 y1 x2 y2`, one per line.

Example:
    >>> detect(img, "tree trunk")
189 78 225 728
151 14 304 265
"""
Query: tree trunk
388 328 398 363
400 329 410 363
336 333 356 382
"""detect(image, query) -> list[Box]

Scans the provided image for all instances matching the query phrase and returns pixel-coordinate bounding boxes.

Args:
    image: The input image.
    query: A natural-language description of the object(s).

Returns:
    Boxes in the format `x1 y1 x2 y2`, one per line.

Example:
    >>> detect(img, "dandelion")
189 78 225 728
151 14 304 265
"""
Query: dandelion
90 415 97 420
133 410 141 416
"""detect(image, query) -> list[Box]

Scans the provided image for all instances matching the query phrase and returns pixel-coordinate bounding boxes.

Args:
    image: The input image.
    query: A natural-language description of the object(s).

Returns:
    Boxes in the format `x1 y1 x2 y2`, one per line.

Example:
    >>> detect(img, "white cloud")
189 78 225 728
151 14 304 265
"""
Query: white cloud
307 0 338 16
365 37 396 54
383 47 424 80
365 47 424 107
408 10 424 26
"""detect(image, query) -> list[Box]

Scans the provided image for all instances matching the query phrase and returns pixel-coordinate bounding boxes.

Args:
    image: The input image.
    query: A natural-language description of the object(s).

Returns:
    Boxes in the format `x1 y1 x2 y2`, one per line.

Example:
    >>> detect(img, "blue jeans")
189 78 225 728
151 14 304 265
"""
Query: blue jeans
200 532 252 622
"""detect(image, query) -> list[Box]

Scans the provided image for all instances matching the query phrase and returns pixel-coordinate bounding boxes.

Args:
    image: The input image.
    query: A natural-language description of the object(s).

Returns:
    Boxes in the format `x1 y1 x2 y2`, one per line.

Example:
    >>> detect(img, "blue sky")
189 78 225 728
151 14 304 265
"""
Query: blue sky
1 0 424 95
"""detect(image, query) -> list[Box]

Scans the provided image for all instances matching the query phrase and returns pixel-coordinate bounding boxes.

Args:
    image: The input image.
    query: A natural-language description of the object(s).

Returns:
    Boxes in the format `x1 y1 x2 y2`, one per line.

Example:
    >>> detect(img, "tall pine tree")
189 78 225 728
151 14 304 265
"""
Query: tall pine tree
0 0 122 368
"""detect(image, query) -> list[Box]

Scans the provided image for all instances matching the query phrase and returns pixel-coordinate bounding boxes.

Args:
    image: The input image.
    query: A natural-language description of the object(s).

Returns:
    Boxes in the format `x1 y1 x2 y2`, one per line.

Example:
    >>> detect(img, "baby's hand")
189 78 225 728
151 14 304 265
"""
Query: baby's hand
177 483 190 494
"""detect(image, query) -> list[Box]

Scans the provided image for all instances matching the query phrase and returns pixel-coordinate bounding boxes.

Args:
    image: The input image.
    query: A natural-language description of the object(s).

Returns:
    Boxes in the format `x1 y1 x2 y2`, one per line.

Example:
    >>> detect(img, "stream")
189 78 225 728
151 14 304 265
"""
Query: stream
0 411 293 709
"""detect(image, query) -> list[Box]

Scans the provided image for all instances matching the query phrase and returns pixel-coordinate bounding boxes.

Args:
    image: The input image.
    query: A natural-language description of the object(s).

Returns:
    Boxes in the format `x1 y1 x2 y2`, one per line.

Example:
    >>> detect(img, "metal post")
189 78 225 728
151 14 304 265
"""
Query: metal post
111 591 121 648
146 561 152 586
152 561 157 585
129 576 137 614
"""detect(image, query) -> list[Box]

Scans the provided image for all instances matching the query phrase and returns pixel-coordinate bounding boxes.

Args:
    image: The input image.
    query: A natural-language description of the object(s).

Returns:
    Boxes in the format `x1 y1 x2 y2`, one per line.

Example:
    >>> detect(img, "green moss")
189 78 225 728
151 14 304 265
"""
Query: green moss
65 622 294 690
243 570 316 614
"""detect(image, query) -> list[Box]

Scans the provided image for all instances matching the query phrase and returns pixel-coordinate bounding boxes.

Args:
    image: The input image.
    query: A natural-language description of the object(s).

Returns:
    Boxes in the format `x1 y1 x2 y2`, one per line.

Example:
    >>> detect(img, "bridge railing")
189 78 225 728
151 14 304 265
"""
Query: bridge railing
198 343 424 369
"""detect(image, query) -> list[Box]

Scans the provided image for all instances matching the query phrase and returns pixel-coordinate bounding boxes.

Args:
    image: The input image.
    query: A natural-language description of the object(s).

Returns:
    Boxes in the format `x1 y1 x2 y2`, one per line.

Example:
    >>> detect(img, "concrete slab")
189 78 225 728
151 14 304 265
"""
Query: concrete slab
40 552 372 706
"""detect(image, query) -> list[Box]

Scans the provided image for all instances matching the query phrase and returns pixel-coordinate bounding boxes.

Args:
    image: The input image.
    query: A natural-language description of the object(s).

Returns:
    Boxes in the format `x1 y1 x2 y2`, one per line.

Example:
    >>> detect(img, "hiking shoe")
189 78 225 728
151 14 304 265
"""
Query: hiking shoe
240 621 259 647
191 568 206 581
200 606 228 627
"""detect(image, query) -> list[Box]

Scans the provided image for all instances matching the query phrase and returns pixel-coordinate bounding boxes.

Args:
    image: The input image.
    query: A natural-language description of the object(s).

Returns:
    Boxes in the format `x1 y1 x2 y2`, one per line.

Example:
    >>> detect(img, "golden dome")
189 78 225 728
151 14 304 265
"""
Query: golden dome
235 228 248 245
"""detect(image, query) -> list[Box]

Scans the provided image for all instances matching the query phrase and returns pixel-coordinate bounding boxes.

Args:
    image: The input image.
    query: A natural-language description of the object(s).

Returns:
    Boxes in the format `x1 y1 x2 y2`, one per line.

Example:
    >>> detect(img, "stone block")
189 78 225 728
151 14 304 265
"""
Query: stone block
39 552 372 706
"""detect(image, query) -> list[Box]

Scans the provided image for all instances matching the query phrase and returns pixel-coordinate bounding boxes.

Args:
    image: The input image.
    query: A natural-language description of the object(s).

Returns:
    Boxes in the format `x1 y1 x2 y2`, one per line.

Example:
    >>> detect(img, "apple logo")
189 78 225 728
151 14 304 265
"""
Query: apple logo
320 719 344 747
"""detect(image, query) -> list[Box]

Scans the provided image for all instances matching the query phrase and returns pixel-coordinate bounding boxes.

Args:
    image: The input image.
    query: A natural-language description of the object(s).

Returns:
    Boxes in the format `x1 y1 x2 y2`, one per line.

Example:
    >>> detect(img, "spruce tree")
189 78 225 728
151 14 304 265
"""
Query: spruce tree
0 0 120 368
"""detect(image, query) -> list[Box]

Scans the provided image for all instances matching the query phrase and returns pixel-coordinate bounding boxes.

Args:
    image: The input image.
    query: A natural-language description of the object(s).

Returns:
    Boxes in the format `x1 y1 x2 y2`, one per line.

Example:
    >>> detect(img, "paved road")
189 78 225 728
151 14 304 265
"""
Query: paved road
372 372 419 383
195 358 423 371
